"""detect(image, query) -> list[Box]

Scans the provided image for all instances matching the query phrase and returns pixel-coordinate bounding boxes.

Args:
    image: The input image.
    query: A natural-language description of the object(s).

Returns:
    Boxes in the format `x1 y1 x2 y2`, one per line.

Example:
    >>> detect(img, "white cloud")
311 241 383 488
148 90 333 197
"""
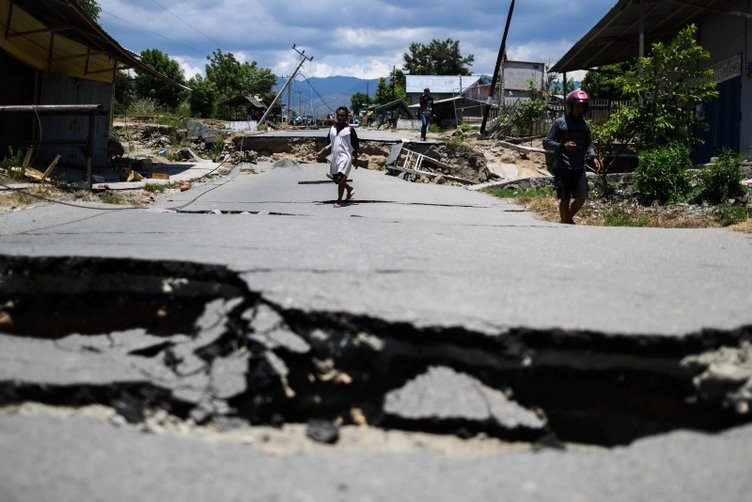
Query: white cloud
98 0 612 80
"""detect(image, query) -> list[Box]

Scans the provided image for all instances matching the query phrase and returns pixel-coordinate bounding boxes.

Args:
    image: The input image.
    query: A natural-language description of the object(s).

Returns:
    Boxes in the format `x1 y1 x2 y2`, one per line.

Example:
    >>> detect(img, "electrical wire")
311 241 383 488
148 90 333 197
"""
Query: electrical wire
297 70 336 116
147 0 222 48
100 10 206 55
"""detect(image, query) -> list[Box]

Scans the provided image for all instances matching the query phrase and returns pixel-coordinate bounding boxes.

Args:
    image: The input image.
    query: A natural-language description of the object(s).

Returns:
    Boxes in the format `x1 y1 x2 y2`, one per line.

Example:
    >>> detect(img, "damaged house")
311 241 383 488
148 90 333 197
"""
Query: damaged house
219 95 268 130
406 74 492 126
0 0 180 184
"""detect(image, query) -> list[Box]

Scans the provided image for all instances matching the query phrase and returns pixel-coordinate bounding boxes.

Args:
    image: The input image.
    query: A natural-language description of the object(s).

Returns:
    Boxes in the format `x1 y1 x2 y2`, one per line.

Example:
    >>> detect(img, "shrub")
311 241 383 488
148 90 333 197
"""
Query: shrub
2 146 24 168
127 98 159 115
511 98 548 136
696 148 743 203
634 143 691 204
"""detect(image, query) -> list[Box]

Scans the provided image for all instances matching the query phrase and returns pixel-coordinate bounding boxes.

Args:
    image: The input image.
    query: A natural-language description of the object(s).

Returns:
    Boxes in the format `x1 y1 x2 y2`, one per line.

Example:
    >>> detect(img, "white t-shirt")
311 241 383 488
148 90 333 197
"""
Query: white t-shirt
328 124 354 176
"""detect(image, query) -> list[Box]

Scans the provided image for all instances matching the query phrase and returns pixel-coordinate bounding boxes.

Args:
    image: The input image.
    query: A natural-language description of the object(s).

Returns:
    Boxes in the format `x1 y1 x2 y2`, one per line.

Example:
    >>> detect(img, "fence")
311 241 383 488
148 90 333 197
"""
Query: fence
545 98 628 124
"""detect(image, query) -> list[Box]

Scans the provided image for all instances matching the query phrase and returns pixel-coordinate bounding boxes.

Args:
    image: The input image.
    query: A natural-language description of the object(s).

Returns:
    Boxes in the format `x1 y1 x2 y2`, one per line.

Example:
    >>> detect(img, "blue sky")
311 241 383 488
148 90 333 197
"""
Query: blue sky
96 0 614 81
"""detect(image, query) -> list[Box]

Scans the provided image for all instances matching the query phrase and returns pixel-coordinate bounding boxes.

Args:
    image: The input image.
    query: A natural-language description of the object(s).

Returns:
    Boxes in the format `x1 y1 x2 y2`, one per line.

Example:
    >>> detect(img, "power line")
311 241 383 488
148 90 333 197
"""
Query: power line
298 70 335 115
148 0 222 48
100 10 206 55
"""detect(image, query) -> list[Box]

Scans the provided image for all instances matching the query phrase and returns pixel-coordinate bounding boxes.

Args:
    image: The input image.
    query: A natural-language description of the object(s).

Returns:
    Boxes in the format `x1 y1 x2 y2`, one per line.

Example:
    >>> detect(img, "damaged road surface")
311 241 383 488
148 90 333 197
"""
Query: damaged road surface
1 159 752 501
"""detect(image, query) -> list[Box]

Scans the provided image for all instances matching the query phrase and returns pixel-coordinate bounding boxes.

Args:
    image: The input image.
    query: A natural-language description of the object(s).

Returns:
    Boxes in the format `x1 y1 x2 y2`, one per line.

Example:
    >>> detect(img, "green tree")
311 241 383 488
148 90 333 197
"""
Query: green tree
204 49 276 105
75 0 101 21
113 70 135 114
351 92 369 114
188 75 217 118
133 49 187 111
373 68 408 105
402 38 474 75
580 63 631 100
373 78 393 105
600 25 718 152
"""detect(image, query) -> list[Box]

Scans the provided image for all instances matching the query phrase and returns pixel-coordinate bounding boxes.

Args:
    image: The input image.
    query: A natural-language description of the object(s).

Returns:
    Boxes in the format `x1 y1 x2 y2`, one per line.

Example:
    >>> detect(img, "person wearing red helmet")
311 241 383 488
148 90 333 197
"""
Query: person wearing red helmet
544 88 602 224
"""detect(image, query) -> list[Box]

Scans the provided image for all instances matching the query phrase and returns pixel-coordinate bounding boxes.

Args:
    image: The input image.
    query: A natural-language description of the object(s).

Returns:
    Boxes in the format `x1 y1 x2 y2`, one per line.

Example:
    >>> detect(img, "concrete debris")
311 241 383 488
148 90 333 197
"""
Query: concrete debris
245 304 312 355
383 366 546 432
306 418 340 444
682 341 752 414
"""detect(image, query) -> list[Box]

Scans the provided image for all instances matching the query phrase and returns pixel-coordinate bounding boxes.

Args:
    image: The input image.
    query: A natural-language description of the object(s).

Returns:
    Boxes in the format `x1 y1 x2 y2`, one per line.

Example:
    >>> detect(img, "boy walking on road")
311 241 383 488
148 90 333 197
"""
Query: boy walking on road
544 89 602 224
316 106 360 207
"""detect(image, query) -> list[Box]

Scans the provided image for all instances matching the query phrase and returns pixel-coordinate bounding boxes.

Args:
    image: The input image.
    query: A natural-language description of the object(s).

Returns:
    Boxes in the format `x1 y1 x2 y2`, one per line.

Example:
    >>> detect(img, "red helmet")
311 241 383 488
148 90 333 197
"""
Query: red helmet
566 89 589 104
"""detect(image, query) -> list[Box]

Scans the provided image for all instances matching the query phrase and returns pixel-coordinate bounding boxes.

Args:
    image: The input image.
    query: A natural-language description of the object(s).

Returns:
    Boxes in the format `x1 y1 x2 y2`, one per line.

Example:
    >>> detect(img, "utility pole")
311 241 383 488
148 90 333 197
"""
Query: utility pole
286 76 292 123
257 44 312 126
391 66 395 100
481 0 515 135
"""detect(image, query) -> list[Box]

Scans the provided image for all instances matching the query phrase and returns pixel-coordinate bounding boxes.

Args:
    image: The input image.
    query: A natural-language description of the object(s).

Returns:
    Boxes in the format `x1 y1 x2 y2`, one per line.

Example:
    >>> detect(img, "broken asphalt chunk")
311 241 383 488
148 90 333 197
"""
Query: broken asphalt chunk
383 366 545 436
306 418 340 444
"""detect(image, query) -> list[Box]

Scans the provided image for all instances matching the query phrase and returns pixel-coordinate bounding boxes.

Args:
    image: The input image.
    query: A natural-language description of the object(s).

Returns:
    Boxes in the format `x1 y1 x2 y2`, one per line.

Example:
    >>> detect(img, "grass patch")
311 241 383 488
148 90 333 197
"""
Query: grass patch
483 184 742 229
600 206 651 227
483 185 554 203
97 191 129 204
143 182 177 193
711 203 751 226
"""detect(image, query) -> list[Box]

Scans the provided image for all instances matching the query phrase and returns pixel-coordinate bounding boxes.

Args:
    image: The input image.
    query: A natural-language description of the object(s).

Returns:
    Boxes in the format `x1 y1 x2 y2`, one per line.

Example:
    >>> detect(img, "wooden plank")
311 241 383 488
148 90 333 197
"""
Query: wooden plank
497 140 552 155
42 154 61 180
23 167 46 181
22 148 33 168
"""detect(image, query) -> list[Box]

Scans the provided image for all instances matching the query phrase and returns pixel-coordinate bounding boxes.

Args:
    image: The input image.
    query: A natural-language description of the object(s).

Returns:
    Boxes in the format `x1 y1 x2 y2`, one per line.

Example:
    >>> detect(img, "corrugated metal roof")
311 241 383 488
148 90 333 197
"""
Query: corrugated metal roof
406 74 489 94
0 0 183 87
219 95 268 108
550 0 742 72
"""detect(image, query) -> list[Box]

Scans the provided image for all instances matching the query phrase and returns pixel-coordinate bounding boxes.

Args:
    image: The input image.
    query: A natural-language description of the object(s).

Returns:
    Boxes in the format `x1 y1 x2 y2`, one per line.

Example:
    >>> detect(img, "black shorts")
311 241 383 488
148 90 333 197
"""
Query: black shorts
553 169 588 199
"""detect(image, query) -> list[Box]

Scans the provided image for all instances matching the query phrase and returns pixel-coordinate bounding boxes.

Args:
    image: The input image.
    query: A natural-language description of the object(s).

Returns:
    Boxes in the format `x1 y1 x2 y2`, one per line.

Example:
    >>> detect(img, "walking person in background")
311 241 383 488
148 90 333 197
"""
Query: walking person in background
419 87 433 141
315 106 359 207
543 89 602 224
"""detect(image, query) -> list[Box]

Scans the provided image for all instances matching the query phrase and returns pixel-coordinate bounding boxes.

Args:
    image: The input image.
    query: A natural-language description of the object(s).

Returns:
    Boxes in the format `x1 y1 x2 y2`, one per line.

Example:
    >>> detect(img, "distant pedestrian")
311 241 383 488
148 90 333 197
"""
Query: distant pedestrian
418 88 433 141
315 106 360 207
543 89 602 224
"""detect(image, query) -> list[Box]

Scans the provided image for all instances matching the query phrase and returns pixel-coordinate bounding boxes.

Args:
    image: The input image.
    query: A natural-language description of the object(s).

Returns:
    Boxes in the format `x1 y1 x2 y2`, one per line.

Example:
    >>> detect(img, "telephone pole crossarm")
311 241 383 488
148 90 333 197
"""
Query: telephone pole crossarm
257 44 313 126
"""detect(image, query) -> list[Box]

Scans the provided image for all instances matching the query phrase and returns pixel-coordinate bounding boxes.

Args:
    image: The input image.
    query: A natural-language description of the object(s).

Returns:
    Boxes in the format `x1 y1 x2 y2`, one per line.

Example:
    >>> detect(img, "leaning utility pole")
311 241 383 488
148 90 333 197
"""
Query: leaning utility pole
257 44 312 126
480 0 515 136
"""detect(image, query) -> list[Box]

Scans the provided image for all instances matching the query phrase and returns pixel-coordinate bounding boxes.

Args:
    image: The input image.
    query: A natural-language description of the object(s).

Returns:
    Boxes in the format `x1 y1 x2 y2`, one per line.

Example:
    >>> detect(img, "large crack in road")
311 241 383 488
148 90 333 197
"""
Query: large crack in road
1 254 751 448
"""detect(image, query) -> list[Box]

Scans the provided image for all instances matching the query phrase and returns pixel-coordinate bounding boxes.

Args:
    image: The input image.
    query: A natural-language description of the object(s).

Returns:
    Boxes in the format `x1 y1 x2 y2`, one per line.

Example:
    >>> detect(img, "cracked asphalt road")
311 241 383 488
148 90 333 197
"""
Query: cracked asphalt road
1 158 752 501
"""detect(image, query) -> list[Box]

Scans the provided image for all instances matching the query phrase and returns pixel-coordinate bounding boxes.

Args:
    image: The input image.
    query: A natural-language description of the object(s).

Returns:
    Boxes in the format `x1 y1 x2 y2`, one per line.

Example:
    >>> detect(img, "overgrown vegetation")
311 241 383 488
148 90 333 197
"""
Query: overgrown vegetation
483 183 750 231
694 149 744 203
592 25 718 175
511 98 548 136
143 182 178 193
633 143 692 204
1 147 25 172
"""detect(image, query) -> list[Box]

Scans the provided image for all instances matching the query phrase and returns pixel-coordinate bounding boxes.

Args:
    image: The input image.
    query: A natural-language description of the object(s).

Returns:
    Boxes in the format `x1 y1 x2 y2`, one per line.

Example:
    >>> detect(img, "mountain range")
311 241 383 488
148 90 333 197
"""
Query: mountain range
274 76 379 118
